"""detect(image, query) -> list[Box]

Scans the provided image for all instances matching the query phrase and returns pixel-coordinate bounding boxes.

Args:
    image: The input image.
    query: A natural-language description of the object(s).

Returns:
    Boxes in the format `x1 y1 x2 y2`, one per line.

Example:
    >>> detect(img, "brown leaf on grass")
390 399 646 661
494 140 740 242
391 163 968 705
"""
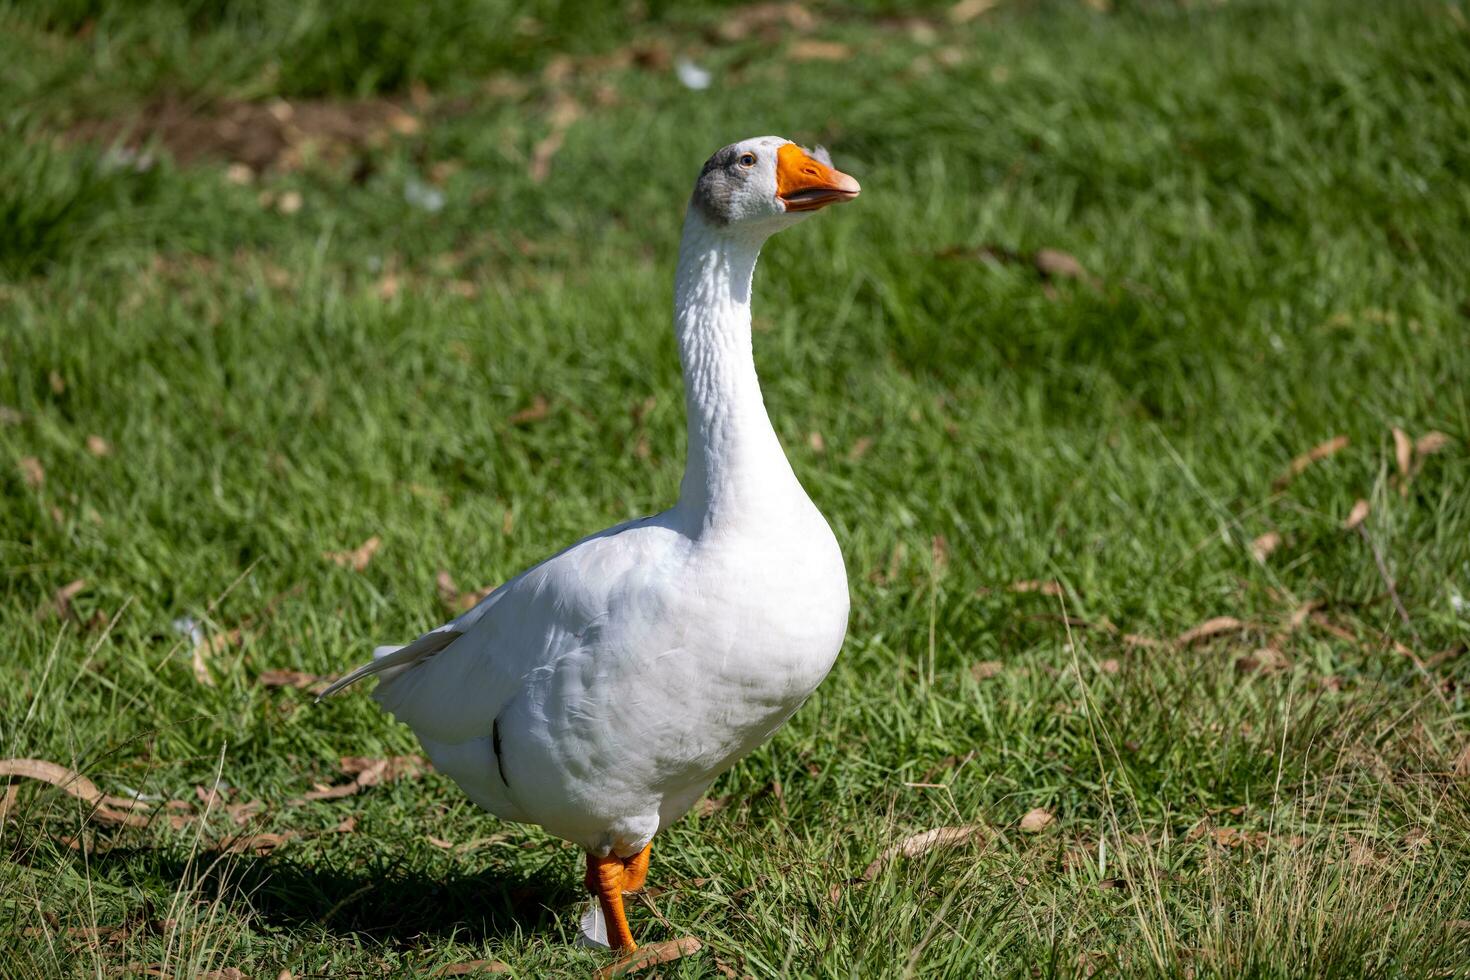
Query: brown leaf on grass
508 394 550 425
18 456 44 487
861 825 987 882
191 628 244 687
434 961 511 976
0 758 151 827
257 668 328 693
436 570 495 615
713 3 817 43
1175 616 1245 646
1414 431 1452 457
1343 498 1370 530
1007 579 1062 596
85 435 112 457
341 754 428 783
847 436 874 461
427 835 456 849
971 661 1004 681
1033 248 1091 283
930 534 950 574
1273 435 1348 488
295 754 431 803
1250 531 1281 563
1122 633 1161 649
226 800 264 826
222 831 296 855
323 536 381 572
530 98 581 183
949 0 1000 23
1235 647 1290 674
36 579 86 621
695 795 730 818
1392 427 1413 479
199 970 247 980
1019 808 1055 833
596 937 703 978
788 39 852 61
807 430 825 453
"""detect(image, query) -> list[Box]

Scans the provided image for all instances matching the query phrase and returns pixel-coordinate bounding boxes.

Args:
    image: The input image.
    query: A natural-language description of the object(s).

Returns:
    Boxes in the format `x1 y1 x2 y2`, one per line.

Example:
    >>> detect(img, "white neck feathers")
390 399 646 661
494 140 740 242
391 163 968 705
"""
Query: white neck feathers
671 209 803 532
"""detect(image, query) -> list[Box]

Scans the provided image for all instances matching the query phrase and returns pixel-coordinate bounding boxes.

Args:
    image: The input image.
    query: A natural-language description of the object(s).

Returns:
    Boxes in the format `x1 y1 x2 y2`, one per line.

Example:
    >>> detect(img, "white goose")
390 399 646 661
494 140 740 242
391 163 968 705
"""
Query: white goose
322 137 860 950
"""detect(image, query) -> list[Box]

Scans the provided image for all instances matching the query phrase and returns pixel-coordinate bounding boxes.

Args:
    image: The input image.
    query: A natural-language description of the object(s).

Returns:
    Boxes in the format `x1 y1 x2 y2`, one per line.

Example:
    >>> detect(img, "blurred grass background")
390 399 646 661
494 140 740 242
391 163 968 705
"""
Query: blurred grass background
2 0 1469 976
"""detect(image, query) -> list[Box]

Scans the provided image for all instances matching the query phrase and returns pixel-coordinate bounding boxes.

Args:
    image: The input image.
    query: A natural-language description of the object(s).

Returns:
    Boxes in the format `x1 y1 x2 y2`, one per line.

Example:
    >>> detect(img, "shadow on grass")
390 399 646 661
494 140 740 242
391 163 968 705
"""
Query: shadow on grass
87 845 579 944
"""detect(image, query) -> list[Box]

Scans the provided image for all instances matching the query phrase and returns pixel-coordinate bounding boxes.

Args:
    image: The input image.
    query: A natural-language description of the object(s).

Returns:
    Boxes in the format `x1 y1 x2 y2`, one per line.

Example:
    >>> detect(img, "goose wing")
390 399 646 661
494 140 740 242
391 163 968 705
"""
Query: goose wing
321 516 685 745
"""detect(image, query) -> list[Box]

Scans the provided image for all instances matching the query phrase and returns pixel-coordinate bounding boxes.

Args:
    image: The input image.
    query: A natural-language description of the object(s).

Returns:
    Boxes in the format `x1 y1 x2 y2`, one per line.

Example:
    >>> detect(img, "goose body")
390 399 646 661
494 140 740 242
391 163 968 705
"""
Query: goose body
323 136 860 948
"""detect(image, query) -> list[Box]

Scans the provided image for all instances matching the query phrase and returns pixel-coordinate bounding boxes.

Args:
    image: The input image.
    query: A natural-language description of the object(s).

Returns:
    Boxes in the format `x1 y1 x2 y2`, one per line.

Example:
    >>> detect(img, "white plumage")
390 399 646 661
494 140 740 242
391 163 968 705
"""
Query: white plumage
322 136 860 949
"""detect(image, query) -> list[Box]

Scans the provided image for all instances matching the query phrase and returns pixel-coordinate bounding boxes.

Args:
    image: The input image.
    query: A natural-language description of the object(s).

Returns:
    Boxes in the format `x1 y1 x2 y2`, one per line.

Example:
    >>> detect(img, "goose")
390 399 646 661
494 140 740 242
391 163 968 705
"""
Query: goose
321 136 860 951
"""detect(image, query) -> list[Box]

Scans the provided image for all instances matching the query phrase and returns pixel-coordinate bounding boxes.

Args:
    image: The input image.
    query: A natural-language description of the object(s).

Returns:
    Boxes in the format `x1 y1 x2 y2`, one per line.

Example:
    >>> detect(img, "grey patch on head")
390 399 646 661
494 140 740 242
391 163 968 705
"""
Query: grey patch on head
690 143 745 225
808 144 833 167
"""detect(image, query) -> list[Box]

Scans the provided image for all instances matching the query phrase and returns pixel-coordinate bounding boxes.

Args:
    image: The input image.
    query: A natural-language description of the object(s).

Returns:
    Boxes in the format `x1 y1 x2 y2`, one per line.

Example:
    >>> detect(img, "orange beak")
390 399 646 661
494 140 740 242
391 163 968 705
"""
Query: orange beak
776 143 861 212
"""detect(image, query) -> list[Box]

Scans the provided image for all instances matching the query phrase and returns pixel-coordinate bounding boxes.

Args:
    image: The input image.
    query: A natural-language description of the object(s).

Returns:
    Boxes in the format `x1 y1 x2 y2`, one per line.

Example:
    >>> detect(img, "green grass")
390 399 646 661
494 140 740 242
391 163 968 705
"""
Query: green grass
3 0 1469 975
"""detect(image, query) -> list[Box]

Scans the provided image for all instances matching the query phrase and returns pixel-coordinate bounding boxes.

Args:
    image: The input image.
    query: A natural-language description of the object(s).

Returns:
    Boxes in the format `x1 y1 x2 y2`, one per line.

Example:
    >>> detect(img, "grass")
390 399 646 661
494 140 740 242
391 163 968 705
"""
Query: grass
2 0 1469 975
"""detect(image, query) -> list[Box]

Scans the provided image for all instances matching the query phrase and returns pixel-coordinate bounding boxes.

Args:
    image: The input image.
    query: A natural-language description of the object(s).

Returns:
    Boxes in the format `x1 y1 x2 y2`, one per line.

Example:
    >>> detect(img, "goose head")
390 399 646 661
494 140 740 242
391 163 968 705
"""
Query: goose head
690 136 860 237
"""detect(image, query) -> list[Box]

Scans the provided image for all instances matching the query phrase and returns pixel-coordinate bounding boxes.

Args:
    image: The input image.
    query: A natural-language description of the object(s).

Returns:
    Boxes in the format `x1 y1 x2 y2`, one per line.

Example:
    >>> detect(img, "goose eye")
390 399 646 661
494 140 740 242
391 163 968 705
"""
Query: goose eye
738 153 757 168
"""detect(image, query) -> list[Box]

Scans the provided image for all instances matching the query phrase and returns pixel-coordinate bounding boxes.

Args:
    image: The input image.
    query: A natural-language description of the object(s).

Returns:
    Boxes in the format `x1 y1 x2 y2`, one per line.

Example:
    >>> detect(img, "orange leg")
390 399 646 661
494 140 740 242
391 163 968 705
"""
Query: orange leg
585 852 637 951
621 843 652 894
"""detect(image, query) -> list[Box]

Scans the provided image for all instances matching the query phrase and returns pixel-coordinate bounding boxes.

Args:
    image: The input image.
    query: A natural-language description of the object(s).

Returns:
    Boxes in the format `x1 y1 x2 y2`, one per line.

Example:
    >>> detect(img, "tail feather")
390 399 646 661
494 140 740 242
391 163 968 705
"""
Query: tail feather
315 628 463 701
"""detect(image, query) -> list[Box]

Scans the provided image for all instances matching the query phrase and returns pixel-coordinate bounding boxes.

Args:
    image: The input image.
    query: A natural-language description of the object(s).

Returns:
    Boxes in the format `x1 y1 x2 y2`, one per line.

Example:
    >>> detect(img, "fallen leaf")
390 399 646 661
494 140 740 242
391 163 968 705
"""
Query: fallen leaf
1392 427 1413 479
436 570 495 615
530 98 581 183
1176 616 1245 646
788 39 851 61
1234 647 1290 674
334 815 357 833
341 755 428 783
36 579 86 621
433 962 510 976
427 835 456 849
257 668 325 691
226 800 264 826
930 535 949 574
949 0 1000 23
0 758 151 827
1122 633 1161 649
1250 531 1281 563
18 456 44 487
323 536 381 572
1019 808 1055 833
695 795 730 817
1274 435 1348 488
1343 498 1370 530
191 628 243 687
1033 249 1089 282
508 394 550 425
1009 579 1062 596
971 661 1004 681
595 937 703 978
861 825 987 882
222 831 296 855
85 435 112 457
1414 431 1452 457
